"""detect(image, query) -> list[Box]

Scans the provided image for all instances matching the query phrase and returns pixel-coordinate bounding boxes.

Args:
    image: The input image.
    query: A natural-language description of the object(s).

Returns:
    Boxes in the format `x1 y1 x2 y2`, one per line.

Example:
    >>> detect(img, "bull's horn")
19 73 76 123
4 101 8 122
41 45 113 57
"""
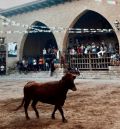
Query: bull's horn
71 72 80 76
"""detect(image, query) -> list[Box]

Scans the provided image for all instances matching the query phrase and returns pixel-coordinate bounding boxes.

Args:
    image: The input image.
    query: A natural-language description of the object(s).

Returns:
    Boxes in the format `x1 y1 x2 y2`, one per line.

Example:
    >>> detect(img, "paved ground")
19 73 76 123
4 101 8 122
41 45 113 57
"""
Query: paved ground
1 72 120 129
0 71 62 100
0 71 119 100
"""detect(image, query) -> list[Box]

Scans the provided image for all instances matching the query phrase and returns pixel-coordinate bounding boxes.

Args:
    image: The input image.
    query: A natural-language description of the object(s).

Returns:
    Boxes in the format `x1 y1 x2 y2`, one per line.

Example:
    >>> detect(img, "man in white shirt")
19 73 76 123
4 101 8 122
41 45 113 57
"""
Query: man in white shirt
43 48 46 55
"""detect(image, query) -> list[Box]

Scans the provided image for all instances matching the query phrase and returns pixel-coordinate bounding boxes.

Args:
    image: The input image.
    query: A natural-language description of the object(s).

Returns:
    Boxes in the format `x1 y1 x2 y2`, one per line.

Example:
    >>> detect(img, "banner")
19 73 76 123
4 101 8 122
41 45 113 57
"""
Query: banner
8 42 17 57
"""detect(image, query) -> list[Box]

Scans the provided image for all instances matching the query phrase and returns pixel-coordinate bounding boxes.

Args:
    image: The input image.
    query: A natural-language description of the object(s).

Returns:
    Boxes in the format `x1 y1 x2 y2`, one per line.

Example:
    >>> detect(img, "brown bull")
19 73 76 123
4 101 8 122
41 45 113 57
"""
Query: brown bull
16 73 77 122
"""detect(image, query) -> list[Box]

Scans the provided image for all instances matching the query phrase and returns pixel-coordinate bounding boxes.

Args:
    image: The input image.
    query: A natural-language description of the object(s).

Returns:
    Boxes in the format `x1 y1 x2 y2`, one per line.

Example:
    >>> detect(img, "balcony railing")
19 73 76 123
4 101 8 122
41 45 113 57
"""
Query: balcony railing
65 53 113 70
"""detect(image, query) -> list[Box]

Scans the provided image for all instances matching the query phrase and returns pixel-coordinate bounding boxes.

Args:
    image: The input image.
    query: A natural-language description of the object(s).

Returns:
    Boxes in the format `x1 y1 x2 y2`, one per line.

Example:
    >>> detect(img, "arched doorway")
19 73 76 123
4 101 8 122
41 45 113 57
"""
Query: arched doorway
64 10 119 70
22 21 58 58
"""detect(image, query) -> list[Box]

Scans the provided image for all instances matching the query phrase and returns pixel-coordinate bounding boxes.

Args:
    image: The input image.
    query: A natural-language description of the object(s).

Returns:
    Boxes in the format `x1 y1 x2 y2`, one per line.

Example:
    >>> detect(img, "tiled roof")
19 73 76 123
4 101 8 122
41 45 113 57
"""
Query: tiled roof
0 0 65 17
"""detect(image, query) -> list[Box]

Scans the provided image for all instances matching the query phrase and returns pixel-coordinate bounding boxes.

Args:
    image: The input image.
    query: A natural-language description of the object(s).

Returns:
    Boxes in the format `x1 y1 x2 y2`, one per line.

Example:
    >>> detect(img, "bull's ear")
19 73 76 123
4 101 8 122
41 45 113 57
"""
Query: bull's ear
73 75 76 79
62 76 66 80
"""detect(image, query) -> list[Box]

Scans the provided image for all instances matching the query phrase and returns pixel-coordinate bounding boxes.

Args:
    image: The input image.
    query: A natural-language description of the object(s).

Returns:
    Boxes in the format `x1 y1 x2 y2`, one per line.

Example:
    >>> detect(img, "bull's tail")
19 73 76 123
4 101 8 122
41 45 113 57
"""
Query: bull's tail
14 81 34 111
14 97 25 111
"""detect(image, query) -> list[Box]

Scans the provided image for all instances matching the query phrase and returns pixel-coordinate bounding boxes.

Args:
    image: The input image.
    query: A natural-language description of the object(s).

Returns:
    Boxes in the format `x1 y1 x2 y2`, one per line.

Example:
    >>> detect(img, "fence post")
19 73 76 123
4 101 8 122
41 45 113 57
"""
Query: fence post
89 52 92 70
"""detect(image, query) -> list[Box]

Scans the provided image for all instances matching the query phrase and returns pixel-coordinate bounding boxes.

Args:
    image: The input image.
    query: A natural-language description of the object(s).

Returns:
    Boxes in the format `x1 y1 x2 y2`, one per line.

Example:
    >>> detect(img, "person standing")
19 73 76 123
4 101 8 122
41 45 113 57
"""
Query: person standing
50 59 55 76
33 58 37 71
38 57 44 71
0 63 5 75
43 48 46 57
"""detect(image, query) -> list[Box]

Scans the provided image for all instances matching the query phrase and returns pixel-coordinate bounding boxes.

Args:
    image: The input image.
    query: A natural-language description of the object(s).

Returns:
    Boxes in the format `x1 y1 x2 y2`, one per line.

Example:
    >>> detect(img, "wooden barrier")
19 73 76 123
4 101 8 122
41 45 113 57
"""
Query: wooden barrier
65 53 111 70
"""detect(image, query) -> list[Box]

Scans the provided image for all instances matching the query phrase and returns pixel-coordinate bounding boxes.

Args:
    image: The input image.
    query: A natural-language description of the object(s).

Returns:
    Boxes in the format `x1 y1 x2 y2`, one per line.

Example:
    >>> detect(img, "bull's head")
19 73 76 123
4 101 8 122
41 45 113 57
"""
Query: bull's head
62 73 77 91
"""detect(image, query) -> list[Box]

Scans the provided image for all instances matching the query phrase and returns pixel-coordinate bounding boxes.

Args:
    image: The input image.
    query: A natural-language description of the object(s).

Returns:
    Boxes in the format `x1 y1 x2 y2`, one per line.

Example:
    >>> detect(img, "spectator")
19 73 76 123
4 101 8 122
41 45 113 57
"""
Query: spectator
80 44 84 54
16 60 22 73
77 46 81 55
91 42 97 54
70 47 76 56
96 45 100 53
45 62 49 71
38 57 44 71
0 63 5 75
43 48 47 57
108 43 115 54
60 55 65 68
28 57 33 71
84 44 91 54
22 58 28 73
97 45 106 58
110 53 120 66
50 59 55 76
32 58 37 71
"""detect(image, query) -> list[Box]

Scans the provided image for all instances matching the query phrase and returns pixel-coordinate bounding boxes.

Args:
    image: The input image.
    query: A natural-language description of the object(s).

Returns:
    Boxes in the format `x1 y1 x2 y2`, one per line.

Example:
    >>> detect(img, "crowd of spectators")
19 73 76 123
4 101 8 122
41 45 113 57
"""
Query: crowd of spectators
67 41 118 58
16 47 60 75
16 41 120 73
66 39 120 69
1 40 120 76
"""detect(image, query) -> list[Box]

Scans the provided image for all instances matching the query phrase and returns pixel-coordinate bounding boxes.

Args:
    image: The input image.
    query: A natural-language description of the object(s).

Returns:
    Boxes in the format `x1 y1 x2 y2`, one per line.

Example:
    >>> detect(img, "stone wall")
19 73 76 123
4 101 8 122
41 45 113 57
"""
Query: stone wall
0 0 120 67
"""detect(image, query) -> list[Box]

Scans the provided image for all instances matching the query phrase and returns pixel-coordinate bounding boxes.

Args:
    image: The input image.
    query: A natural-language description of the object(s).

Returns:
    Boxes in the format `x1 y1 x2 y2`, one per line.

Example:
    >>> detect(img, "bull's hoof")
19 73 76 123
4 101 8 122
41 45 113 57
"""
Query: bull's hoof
63 119 68 123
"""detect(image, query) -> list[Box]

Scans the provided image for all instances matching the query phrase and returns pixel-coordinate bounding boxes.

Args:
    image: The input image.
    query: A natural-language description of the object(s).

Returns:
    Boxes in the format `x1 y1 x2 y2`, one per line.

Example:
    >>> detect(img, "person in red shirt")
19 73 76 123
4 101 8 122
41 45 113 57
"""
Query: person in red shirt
38 57 44 71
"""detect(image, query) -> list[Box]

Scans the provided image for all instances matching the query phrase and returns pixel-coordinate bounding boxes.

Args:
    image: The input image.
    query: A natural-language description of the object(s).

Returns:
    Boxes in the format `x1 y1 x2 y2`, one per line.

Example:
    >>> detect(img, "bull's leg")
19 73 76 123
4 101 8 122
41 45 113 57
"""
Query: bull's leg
24 99 31 120
51 105 58 119
58 106 67 123
31 100 39 118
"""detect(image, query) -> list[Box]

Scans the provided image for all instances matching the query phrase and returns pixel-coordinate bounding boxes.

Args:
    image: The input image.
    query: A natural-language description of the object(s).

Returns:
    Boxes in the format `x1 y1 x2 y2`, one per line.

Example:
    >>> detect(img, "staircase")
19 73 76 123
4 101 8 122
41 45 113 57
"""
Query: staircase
1 67 120 80
78 66 120 79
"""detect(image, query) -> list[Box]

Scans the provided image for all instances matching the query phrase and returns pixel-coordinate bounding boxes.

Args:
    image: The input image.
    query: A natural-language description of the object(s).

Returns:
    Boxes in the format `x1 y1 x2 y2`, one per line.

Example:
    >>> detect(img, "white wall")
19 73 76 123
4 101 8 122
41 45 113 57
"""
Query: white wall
0 0 120 67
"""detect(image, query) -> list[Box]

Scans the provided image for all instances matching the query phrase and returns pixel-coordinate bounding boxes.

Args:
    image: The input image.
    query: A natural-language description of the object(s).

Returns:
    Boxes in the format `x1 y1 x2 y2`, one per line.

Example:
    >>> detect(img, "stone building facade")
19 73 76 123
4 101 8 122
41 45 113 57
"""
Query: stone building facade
0 0 120 68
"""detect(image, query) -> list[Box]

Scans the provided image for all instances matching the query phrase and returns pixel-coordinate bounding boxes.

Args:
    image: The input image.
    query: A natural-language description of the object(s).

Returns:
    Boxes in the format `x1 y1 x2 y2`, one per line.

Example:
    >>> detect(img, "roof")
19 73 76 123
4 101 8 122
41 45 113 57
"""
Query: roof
0 0 65 17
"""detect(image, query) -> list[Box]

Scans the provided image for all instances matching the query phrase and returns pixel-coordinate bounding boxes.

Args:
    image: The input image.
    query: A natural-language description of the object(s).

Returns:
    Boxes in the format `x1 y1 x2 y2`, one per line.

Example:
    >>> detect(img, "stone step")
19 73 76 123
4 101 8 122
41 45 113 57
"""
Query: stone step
78 71 120 79
1 69 120 80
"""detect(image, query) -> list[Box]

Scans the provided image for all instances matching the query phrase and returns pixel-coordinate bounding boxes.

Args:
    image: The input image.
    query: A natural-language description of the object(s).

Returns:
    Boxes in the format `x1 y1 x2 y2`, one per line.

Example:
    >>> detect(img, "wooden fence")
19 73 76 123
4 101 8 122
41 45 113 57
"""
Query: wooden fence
65 53 112 70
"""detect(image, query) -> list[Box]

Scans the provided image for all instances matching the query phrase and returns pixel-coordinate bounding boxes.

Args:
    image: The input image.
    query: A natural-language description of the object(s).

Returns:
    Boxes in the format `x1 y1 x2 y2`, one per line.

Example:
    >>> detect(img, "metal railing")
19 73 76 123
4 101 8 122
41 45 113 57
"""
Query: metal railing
65 53 111 70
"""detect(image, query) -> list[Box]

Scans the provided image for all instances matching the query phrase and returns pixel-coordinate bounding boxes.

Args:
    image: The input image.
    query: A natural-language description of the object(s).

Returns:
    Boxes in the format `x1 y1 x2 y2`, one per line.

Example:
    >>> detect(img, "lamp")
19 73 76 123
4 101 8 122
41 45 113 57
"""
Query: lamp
114 20 120 31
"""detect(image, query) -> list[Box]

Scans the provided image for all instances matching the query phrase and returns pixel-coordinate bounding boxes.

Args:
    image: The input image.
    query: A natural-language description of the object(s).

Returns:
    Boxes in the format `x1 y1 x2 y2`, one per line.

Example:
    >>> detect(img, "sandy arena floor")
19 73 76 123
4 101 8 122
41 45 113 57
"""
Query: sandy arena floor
0 78 120 129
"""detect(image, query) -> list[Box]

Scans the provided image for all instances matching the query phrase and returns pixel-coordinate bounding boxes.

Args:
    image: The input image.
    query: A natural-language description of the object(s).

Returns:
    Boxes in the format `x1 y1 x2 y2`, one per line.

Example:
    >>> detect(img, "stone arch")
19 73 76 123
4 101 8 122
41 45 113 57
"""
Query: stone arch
19 21 58 59
63 9 119 52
